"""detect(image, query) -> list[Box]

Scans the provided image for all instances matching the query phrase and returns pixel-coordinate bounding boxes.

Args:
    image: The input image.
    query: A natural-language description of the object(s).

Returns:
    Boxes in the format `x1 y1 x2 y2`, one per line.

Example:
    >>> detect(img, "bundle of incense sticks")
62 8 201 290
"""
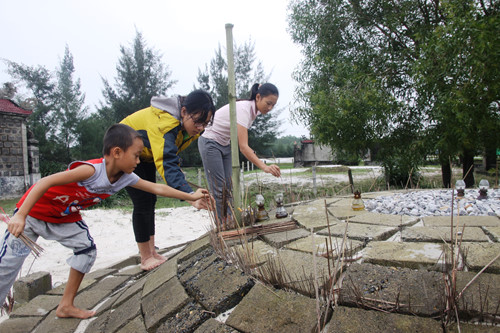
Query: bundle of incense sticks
219 220 298 241
0 207 44 258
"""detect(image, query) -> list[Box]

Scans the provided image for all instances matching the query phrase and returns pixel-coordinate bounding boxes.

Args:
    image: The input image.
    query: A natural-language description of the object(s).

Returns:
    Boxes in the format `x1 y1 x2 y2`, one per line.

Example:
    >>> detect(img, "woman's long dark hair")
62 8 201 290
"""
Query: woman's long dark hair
180 89 216 125
248 83 279 101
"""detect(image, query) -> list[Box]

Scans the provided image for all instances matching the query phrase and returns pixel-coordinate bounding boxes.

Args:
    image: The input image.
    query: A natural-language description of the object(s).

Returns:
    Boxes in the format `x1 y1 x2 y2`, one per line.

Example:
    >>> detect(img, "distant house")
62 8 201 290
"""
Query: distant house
0 99 40 199
293 139 333 167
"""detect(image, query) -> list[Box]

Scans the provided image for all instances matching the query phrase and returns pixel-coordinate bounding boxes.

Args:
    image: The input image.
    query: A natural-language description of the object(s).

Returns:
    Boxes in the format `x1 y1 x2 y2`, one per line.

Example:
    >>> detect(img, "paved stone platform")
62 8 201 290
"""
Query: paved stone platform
1 190 499 332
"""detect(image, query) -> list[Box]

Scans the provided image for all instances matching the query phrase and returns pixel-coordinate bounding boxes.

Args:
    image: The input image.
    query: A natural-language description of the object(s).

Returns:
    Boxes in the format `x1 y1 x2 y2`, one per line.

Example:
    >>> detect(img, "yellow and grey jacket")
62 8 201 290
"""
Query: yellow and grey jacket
120 96 199 193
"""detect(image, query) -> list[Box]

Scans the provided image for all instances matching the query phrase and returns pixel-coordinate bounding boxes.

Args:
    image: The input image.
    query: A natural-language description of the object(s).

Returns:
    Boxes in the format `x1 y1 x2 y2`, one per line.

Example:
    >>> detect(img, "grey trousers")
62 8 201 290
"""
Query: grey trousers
198 136 233 222
0 216 96 304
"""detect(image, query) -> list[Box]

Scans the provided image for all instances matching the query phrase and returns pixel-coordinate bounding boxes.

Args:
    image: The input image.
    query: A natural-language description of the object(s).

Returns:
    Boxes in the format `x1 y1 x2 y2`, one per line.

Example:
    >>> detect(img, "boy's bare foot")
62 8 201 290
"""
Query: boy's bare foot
140 256 163 271
56 304 96 319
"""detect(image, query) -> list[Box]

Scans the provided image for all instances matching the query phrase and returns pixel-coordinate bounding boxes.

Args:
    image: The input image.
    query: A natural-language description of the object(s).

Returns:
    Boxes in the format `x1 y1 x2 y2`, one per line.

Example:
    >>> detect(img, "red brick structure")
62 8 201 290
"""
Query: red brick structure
0 99 40 199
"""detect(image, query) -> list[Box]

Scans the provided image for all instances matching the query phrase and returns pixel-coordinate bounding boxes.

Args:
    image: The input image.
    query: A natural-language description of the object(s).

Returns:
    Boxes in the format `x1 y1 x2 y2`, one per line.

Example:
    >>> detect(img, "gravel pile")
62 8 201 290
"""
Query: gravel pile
365 189 500 217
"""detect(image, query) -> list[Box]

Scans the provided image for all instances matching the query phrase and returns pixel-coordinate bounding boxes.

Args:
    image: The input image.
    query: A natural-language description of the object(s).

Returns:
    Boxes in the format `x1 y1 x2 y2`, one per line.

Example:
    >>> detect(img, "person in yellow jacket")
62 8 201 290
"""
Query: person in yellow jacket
121 90 215 270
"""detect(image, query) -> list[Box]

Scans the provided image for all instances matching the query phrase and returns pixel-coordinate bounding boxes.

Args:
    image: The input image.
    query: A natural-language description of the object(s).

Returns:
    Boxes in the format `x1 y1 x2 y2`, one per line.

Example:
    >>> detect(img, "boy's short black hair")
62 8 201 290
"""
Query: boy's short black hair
102 124 142 156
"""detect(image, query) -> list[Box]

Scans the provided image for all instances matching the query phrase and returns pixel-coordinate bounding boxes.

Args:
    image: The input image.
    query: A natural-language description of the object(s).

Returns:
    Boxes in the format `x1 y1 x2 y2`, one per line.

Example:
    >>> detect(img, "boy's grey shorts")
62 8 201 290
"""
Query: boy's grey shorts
7 215 96 273
0 216 97 303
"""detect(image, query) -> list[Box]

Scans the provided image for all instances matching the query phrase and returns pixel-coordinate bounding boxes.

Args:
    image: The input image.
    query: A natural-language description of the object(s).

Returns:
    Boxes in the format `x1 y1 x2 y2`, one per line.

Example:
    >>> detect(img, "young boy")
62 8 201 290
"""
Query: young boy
0 123 211 319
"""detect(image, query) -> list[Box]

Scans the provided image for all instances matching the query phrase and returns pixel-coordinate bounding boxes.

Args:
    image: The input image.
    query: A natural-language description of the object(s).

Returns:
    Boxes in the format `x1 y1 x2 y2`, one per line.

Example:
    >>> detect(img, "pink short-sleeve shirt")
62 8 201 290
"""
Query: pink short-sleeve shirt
201 100 259 146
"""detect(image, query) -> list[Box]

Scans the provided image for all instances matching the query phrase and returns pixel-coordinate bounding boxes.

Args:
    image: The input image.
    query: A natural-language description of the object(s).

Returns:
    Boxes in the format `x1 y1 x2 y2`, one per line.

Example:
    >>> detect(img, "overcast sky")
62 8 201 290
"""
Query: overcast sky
0 0 309 137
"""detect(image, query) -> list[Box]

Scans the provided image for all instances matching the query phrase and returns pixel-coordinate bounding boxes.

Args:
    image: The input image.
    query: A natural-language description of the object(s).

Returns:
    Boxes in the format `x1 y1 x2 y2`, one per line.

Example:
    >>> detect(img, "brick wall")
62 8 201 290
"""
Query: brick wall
0 113 40 199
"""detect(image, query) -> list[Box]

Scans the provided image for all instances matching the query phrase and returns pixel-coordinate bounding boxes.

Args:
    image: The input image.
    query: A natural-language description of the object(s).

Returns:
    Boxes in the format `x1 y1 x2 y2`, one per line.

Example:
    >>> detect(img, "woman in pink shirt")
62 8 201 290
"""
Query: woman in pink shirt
198 83 281 222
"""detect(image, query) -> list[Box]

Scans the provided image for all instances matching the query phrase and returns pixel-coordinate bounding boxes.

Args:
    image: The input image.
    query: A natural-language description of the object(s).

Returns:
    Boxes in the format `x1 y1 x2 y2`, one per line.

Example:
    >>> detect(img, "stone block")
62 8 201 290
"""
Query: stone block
402 226 490 242
462 242 500 273
74 275 130 310
33 309 81 333
423 215 500 227
46 276 96 295
226 284 319 333
230 239 277 266
13 271 52 303
285 234 363 259
142 257 177 298
348 212 419 227
292 202 342 231
177 234 211 263
155 301 211 332
327 306 442 332
340 263 445 317
363 241 446 270
482 226 500 242
85 292 141 333
182 254 255 313
0 316 42 333
261 227 311 247
116 316 147 333
142 277 191 331
194 318 238 333
455 271 500 319
318 221 398 242
9 294 61 318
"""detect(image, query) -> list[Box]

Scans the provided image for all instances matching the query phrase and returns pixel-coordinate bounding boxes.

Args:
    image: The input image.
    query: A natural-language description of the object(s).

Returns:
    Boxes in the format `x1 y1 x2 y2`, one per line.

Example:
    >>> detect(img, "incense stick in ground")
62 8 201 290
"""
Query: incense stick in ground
0 207 44 257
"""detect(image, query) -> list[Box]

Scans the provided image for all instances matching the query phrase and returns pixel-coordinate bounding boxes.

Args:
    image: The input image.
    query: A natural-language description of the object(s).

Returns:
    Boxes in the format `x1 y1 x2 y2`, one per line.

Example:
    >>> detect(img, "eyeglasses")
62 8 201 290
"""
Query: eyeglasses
190 115 211 129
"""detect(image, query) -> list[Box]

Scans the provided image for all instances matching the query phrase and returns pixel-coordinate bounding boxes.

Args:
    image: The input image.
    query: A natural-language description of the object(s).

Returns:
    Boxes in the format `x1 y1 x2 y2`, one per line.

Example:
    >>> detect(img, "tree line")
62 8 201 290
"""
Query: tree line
288 0 500 188
1 31 296 176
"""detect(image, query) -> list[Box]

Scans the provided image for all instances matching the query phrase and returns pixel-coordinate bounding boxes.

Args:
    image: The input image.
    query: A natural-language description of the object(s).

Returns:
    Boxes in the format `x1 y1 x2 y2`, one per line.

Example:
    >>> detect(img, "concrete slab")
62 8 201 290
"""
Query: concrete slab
422 215 500 227
86 268 117 280
193 318 238 333
74 275 130 310
327 205 365 220
317 222 398 242
142 257 177 298
108 255 140 270
340 263 445 317
226 284 319 333
327 306 442 332
402 226 490 242
482 226 500 242
177 234 211 263
285 235 364 259
178 249 219 284
266 248 333 296
116 316 147 333
292 201 342 231
142 277 191 331
46 276 96 295
348 212 419 227
182 250 254 313
32 309 81 333
13 271 52 303
462 243 500 273
0 316 41 333
84 292 141 333
363 241 446 270
9 294 61 317
231 239 277 265
115 264 143 276
455 271 500 319
155 301 211 332
447 322 500 332
260 227 310 248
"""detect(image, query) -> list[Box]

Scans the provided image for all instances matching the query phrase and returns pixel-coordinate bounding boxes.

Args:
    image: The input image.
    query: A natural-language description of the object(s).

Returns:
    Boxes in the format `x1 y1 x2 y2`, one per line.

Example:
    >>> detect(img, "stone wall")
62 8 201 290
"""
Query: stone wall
0 113 40 199
294 141 333 167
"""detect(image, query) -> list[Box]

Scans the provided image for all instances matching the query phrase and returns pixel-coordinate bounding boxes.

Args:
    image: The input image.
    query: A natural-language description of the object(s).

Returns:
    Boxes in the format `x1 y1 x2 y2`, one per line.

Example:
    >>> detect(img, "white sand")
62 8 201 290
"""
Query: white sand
0 207 213 287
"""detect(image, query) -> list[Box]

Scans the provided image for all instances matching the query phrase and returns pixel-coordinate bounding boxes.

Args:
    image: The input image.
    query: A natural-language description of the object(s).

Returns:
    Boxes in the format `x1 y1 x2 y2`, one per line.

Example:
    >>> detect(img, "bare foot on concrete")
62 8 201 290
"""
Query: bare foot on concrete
140 256 163 271
153 252 167 262
56 304 96 319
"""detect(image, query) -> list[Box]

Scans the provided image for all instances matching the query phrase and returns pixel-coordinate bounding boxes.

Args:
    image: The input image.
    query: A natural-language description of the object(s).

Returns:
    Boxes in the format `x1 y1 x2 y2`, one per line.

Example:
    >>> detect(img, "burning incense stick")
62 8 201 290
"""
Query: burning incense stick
0 207 44 258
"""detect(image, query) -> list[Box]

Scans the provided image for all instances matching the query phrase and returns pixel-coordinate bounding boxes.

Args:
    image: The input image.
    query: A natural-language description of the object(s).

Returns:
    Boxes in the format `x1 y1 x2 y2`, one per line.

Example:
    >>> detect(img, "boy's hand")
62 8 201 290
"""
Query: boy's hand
8 214 26 238
190 189 215 211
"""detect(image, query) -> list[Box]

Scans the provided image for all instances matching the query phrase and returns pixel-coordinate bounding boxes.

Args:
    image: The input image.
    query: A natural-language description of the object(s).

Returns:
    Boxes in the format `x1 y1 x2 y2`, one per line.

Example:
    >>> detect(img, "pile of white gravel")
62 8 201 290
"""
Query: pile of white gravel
365 189 500 217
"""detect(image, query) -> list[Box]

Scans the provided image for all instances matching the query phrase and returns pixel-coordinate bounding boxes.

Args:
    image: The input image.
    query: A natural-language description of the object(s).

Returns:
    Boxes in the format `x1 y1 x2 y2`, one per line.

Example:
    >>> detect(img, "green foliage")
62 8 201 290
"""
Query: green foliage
6 48 86 175
100 29 176 123
288 0 500 187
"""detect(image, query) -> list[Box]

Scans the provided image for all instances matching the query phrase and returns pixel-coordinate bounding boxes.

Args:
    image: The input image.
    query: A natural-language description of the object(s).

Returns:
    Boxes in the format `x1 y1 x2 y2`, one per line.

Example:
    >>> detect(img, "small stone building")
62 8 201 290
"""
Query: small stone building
293 139 333 167
0 99 40 199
